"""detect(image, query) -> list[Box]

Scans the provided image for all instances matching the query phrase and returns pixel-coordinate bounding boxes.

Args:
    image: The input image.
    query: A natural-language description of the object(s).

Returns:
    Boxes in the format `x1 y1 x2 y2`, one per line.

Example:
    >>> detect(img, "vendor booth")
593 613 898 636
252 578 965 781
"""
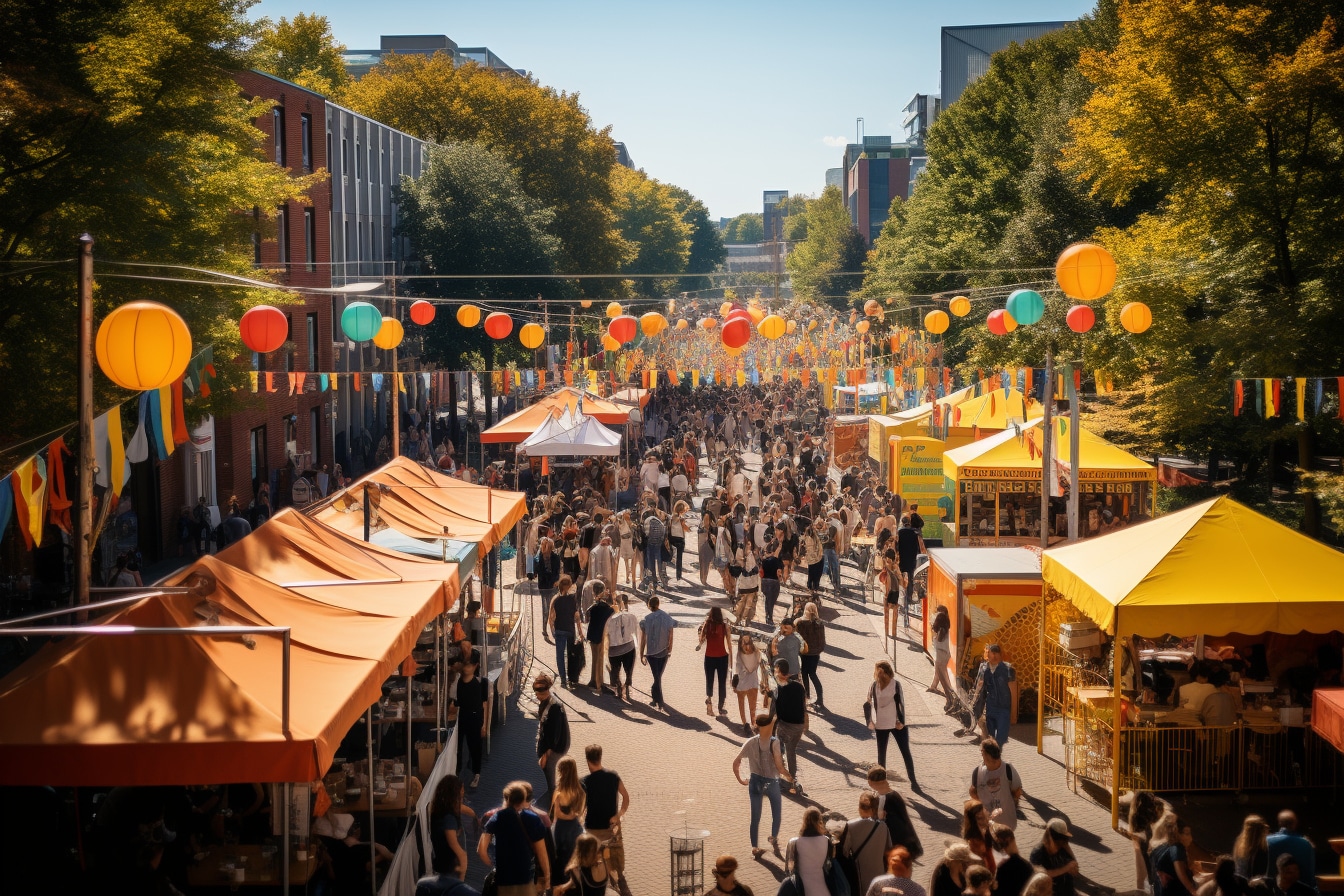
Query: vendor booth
482 386 631 443
1039 496 1344 827
834 382 887 414
943 420 1156 547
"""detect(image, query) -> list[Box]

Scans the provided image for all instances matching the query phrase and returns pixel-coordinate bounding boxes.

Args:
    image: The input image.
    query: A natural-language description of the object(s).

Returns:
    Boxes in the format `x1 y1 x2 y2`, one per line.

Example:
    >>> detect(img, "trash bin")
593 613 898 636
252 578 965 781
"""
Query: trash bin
669 827 709 896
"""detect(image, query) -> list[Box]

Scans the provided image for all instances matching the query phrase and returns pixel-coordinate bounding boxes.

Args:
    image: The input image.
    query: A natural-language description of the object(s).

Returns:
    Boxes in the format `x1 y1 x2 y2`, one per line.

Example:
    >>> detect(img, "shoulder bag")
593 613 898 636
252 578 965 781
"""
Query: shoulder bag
836 821 881 896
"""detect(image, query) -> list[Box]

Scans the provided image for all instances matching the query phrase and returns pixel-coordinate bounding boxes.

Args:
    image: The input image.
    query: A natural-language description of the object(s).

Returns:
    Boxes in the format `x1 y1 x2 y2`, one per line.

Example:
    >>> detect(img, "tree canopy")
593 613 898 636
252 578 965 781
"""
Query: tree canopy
785 185 867 308
720 213 764 244
249 12 351 98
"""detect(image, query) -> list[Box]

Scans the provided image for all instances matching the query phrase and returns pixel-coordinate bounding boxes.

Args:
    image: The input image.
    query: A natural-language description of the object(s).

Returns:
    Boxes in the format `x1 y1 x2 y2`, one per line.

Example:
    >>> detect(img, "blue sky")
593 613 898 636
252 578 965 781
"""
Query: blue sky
252 0 1096 220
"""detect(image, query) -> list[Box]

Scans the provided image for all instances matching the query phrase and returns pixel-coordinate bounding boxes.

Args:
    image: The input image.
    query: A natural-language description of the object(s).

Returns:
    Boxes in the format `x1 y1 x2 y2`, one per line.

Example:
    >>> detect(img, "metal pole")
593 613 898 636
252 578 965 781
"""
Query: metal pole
406 670 414 822
1068 363 1081 541
282 629 291 737
365 705 376 896
363 484 371 542
76 234 95 610
435 617 443 752
1040 349 1054 551
390 282 400 459
1037 586 1047 755
281 781 291 892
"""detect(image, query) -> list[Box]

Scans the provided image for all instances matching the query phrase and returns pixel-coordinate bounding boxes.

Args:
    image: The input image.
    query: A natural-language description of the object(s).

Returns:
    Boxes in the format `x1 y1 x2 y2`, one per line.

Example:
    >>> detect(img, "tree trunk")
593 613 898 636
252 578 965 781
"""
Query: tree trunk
1299 425 1320 537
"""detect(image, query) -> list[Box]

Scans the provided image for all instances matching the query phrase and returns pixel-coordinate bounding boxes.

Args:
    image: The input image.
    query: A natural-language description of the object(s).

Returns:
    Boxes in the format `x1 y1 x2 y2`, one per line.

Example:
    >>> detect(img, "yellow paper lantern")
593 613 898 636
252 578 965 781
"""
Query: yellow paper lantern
640 312 668 338
519 322 546 349
949 296 972 317
580 300 593 309
676 318 689 330
1120 302 1152 334
747 306 765 324
372 316 404 349
720 302 733 317
456 304 481 328
606 302 623 318
699 317 717 330
856 320 870 334
95 301 192 391
924 310 950 335
602 333 620 352
1056 243 1117 301
758 314 786 340
786 319 797 334
864 299 882 318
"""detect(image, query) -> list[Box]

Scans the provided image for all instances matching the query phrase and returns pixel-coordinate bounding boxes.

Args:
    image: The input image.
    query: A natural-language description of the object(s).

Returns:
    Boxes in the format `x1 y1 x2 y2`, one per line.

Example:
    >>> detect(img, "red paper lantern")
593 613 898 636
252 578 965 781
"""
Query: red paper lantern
484 312 513 339
608 314 638 344
722 317 751 349
987 310 1009 336
239 305 288 354
410 300 435 326
1066 304 1096 333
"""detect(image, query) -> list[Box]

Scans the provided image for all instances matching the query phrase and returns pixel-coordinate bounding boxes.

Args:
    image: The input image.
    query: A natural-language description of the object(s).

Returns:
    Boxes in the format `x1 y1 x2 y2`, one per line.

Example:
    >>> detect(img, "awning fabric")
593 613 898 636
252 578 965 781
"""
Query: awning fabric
946 388 1036 429
312 456 526 549
1041 496 1344 638
0 559 446 786
482 387 631 442
943 419 1153 480
610 387 650 408
215 507 460 614
1311 689 1344 756
518 411 622 457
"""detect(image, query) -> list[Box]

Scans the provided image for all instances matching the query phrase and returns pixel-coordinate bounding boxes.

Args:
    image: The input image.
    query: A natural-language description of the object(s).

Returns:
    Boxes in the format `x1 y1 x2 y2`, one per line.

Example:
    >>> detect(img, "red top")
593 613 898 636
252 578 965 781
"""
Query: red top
704 622 729 658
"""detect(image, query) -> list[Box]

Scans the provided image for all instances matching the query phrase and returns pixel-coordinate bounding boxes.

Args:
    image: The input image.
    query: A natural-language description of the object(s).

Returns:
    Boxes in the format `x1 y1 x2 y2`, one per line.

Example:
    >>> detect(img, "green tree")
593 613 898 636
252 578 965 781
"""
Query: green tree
0 0 320 458
250 12 351 98
610 166 691 296
785 185 867 307
666 185 727 293
342 52 626 282
720 213 763 244
397 142 565 371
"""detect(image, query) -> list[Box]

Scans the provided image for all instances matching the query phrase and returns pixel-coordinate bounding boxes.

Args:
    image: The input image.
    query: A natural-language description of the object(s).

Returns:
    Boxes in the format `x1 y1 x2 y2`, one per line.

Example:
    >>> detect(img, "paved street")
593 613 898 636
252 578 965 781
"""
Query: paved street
462 448 1139 896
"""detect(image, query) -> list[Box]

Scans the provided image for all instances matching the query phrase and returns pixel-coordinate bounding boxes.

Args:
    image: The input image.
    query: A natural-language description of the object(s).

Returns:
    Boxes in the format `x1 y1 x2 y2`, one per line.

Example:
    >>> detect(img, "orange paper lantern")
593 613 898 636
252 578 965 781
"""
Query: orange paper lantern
1056 243 1117 301
699 317 717 330
609 314 638 344
1120 302 1152 334
758 314 786 340
456 304 481 328
484 312 513 339
96 301 193 391
519 322 545 349
409 300 435 325
721 317 751 349
924 310 950 335
239 305 288 354
640 312 668 338
371 316 404 349
606 302 623 318
949 296 971 317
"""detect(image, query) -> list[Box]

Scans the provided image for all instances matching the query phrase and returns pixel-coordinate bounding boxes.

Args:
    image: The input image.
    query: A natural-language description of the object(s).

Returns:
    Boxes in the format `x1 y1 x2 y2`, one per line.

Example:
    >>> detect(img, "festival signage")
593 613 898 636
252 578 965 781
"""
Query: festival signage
891 436 949 520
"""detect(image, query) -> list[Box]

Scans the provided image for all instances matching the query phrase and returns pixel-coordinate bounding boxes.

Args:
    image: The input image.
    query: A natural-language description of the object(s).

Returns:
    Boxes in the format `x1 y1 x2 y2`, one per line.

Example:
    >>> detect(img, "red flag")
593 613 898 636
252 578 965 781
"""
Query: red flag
1272 379 1282 416
1234 380 1244 416
171 378 189 445
46 438 72 534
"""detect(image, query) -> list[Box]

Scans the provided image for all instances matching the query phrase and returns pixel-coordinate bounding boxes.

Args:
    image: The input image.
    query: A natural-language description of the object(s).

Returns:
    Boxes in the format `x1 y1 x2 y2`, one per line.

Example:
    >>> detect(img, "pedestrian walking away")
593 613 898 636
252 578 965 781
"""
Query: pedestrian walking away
698 606 733 715
583 584 614 696
1029 819 1079 896
705 854 755 896
550 756 586 887
866 660 917 788
733 633 764 732
864 845 926 896
866 766 923 861
477 782 551 896
766 659 809 795
992 825 1036 896
732 713 793 860
760 535 784 626
580 744 631 894
548 575 583 688
639 595 676 710
448 654 489 789
535 538 563 639
533 675 571 810
795 601 826 708
604 594 639 702
784 807 833 896
840 791 893 896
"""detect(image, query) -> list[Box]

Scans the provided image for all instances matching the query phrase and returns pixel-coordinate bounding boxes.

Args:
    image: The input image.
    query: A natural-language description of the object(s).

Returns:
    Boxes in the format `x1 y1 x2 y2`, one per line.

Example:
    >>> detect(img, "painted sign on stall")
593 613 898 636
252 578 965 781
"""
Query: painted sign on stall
890 436 949 520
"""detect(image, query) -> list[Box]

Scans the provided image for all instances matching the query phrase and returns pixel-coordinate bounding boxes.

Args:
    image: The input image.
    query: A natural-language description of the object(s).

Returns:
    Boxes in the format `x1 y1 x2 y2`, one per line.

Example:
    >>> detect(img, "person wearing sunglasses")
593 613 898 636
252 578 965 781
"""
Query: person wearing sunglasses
705 855 754 896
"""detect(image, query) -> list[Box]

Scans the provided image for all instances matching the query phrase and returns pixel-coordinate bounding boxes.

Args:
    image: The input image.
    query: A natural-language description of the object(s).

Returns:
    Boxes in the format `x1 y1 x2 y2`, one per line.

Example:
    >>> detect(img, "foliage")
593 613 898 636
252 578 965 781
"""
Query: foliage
1300 471 1344 534
249 12 350 98
720 213 763 244
785 185 866 308
0 0 321 458
609 166 691 296
665 185 726 294
342 52 626 282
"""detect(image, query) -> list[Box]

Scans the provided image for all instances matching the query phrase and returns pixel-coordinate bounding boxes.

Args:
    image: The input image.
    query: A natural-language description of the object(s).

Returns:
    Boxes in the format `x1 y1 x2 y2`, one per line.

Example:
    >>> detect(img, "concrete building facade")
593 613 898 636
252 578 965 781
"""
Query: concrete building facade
842 137 912 244
940 22 1070 107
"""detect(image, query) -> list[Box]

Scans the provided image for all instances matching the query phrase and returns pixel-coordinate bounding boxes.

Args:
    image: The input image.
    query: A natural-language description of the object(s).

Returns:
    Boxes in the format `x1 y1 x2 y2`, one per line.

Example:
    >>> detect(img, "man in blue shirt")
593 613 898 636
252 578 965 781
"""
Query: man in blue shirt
1267 811 1317 890
974 644 1018 748
639 596 676 710
477 781 550 896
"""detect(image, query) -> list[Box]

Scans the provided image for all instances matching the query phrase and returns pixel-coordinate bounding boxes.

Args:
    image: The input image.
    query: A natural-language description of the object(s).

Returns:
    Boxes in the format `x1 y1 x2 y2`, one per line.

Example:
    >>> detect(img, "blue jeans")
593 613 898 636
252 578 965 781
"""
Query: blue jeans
554 630 572 683
748 774 782 847
643 543 665 585
823 548 840 590
648 654 668 705
986 707 1011 746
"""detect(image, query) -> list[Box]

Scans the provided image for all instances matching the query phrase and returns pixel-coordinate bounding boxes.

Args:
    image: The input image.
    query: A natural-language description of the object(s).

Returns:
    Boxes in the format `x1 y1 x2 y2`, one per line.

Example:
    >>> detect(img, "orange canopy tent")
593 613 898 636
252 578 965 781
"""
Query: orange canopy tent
0 558 445 786
310 456 526 549
215 507 460 615
482 387 631 442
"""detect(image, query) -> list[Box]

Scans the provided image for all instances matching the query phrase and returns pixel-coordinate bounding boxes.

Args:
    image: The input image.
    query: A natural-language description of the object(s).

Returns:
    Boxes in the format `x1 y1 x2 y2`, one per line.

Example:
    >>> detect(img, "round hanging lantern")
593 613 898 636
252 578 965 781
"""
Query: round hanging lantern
807 320 818 332
747 306 766 324
372 316 404 350
605 302 623 319
342 301 382 342
721 317 751 349
581 300 593 309
1005 289 1045 326
786 319 797 334
720 301 734 317
864 299 882 318
924 310 950 335
699 317 717 330
409 300 436 326
456 304 482 328
519 322 546 349
95 301 193 391
856 320 870 335
1120 302 1152 334
949 296 972 317
640 312 668 338
1056 242 1117 301
758 314 786 340
609 314 638 344
675 318 688 330
484 312 513 339
239 304 288 354
602 333 620 352
1066 304 1096 333
986 309 1012 336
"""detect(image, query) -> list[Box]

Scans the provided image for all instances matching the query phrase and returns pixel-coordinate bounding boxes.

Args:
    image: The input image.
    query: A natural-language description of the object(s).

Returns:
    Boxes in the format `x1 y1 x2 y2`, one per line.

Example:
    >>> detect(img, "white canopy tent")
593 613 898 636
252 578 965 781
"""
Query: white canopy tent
517 410 622 457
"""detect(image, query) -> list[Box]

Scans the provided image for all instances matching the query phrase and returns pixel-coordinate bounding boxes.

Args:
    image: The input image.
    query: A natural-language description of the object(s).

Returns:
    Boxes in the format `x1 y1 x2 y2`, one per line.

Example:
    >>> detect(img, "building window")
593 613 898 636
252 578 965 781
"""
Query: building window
342 137 349 176
300 114 312 172
249 425 268 497
355 141 362 179
276 206 289 268
304 207 315 272
357 221 363 262
326 131 332 172
369 145 375 184
283 414 297 460
331 296 341 343
306 313 318 371
310 406 322 466
273 107 285 166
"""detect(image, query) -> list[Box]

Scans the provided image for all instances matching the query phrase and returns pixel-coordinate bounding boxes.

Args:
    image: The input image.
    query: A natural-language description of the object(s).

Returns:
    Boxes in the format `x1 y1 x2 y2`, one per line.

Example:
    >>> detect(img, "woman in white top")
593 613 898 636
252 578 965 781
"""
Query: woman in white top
786 807 833 895
668 500 690 582
733 633 764 732
616 510 639 587
604 594 640 702
866 660 918 789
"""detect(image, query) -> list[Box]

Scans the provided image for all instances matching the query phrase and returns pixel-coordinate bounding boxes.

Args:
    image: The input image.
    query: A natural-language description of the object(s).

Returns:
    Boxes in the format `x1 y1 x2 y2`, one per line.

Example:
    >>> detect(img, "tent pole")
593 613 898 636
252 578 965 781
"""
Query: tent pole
435 618 443 752
406 670 414 823
1111 612 1123 831
282 781 291 892
363 484 370 543
1068 363 1081 541
1041 349 1054 550
1037 587 1047 754
366 706 376 896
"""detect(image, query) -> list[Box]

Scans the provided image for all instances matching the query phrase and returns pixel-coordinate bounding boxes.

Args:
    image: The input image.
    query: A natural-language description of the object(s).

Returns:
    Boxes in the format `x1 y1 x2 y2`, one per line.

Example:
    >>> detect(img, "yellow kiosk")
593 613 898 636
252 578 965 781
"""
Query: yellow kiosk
943 419 1156 547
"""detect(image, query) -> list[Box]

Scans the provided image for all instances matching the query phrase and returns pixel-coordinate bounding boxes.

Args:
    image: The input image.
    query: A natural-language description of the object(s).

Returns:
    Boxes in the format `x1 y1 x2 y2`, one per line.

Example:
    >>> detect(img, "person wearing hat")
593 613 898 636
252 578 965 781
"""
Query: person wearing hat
1029 820 1078 896
705 854 753 896
930 843 975 896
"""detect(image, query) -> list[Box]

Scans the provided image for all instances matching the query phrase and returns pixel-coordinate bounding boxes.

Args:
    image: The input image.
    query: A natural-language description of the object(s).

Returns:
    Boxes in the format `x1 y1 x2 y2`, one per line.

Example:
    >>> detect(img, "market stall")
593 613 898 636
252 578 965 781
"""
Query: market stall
943 420 1156 547
481 386 631 443
834 382 888 414
1040 496 1344 827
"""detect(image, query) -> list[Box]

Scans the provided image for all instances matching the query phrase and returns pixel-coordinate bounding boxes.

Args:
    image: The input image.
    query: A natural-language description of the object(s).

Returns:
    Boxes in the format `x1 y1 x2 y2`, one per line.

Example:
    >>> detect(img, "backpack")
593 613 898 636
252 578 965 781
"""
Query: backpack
836 822 881 896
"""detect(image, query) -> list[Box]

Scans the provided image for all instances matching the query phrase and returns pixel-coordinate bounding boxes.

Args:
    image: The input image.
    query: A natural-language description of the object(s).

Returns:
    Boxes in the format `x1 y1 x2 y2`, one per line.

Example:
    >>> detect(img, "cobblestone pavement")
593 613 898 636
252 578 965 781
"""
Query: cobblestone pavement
463 448 1140 896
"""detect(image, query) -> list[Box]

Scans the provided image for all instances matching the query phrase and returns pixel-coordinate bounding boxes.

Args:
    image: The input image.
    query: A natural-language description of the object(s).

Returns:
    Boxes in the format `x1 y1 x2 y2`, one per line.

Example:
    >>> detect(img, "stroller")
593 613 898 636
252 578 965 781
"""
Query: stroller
946 672 986 740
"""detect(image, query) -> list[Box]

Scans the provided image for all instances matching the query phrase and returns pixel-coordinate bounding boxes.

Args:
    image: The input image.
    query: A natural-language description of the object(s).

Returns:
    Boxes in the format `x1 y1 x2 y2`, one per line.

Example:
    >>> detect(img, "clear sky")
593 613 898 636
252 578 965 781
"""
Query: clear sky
251 0 1096 220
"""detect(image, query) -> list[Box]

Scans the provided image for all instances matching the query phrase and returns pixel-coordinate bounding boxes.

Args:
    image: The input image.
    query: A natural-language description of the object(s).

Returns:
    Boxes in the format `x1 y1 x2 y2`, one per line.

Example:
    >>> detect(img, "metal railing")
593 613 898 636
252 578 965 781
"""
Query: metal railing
1041 637 1108 737
1116 723 1342 793
1064 686 1115 791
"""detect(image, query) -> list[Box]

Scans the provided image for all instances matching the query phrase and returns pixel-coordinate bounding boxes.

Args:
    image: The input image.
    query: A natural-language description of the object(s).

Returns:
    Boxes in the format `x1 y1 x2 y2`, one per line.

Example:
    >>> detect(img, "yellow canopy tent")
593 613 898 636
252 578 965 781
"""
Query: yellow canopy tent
945 388 1037 430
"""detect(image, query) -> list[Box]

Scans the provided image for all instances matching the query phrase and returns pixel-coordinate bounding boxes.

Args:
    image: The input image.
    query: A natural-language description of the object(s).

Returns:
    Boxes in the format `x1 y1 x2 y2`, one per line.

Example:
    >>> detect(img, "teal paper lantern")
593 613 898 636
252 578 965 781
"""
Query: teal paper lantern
341 301 381 342
1005 289 1044 326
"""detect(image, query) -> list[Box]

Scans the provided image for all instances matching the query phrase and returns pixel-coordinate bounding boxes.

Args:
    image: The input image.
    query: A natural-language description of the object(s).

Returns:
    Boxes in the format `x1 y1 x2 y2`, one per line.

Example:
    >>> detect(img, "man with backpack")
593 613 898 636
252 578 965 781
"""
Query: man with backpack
969 737 1024 829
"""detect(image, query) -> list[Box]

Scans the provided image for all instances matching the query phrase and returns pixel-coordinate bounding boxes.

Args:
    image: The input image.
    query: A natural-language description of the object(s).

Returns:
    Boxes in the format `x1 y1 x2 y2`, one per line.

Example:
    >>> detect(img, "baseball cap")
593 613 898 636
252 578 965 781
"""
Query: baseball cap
1047 818 1073 839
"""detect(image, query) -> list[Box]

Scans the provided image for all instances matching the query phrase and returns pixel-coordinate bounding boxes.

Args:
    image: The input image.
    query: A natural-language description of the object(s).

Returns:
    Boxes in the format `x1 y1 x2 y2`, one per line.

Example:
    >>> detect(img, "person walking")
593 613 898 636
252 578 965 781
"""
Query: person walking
714 514 738 600
639 595 676 710
550 756 586 883
732 542 761 625
930 843 974 896
605 595 639 702
969 737 1023 830
866 660 918 789
770 618 805 679
972 644 1019 748
734 634 764 733
427 775 470 881
588 535 617 603
698 508 716 587
732 714 793 860
706 855 755 896
533 675 570 810
616 511 640 589
801 518 825 597
1267 811 1317 890
535 538 563 640
669 500 690 581
642 508 669 591
881 548 903 639
1029 819 1079 896
930 604 955 711
993 825 1036 896
477 782 551 896
548 576 583 689
795 602 826 709
841 792 893 896
583 585 614 696
785 808 832 896
962 800 996 872
867 766 923 861
448 653 489 789
760 536 784 627
895 516 924 627
556 833 608 896
864 846 925 896
698 607 733 716
580 744 631 896
767 659 809 796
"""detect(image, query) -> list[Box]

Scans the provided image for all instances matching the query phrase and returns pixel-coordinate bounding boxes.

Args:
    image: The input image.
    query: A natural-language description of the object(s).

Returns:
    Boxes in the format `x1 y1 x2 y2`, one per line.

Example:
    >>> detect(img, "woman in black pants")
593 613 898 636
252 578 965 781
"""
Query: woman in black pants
697 607 733 715
866 660 918 788
794 601 826 709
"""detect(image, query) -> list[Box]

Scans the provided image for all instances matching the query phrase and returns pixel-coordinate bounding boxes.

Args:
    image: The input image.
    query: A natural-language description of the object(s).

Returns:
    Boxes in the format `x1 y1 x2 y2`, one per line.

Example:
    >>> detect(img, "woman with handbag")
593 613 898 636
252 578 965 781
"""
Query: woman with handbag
698 607 733 716
554 832 608 896
866 660 918 789
785 807 835 896
733 634 764 733
732 543 762 626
